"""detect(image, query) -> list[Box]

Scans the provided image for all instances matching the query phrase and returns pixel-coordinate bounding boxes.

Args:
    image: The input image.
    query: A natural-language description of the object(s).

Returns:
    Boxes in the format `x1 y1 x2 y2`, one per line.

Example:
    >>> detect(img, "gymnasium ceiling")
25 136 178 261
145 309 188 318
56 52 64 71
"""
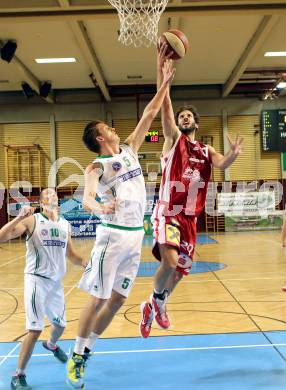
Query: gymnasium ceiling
0 0 286 103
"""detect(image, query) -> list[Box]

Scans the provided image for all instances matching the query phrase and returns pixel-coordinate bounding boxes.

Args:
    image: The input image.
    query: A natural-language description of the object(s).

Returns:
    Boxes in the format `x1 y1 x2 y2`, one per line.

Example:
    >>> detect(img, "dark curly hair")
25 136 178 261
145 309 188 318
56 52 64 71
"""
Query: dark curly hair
175 105 200 126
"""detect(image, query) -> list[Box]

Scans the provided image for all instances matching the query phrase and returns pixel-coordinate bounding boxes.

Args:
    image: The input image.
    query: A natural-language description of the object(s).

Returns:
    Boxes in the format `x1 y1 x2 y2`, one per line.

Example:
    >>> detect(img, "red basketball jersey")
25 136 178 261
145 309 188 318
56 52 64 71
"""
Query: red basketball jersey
158 133 212 217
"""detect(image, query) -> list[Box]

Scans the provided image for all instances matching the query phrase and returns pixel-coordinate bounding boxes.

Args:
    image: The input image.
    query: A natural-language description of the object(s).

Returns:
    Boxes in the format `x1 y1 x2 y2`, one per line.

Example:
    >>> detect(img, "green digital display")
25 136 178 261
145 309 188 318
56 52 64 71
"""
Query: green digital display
145 130 159 142
261 110 286 152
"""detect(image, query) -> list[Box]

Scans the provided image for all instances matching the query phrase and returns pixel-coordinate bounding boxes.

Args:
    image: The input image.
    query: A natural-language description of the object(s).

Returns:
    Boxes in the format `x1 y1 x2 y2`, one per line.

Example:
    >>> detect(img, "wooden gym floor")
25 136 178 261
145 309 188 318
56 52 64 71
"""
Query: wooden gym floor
1 230 285 343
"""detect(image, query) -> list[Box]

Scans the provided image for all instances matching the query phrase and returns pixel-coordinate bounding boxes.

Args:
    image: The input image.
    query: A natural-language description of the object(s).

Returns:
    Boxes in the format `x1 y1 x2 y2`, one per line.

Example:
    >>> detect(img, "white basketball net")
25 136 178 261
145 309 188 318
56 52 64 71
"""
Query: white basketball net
107 0 169 47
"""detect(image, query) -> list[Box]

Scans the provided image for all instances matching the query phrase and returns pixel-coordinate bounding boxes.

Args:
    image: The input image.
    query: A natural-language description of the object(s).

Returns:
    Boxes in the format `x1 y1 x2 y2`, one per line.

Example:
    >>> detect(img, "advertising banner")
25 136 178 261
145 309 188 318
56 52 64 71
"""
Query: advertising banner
60 198 100 237
217 192 282 231
217 191 275 216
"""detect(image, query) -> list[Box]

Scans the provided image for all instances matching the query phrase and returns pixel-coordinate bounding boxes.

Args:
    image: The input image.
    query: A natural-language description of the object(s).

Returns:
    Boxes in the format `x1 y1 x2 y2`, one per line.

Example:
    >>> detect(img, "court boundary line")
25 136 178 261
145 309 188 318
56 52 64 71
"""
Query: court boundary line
209 267 286 364
3 342 286 359
0 343 20 367
2 329 286 344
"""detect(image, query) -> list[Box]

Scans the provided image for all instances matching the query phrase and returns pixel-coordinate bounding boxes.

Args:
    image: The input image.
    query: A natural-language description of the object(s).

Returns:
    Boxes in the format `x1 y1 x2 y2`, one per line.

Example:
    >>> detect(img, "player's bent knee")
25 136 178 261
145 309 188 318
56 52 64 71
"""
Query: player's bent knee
161 256 178 271
112 295 126 309
89 296 106 310
27 329 42 340
109 291 126 311
159 245 179 270
163 263 177 273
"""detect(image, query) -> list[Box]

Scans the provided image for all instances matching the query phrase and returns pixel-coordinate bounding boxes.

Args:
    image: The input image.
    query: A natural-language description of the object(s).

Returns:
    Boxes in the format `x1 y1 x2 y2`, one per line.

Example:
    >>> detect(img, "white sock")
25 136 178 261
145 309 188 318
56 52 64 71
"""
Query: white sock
74 336 88 355
16 368 25 376
85 332 99 351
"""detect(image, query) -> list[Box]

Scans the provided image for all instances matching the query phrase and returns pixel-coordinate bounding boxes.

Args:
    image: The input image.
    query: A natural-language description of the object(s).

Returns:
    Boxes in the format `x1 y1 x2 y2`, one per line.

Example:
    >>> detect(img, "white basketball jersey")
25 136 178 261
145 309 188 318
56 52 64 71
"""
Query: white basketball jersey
24 212 70 281
93 144 146 228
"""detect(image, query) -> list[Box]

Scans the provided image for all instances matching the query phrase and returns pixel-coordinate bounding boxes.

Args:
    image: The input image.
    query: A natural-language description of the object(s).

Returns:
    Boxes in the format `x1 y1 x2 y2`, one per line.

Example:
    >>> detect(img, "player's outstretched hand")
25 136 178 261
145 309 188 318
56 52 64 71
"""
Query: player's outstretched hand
227 134 243 156
162 59 176 85
17 205 35 220
100 200 116 215
157 41 173 70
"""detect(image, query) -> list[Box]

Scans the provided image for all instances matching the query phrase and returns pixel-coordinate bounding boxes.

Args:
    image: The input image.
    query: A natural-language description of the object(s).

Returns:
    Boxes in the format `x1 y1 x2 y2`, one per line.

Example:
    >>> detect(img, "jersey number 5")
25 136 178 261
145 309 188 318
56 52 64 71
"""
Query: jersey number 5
123 157 131 167
121 277 131 289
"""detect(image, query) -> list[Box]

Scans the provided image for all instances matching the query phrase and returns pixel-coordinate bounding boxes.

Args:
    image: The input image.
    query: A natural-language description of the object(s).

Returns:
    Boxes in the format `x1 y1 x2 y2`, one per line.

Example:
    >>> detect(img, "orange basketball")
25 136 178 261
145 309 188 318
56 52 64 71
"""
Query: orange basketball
158 29 189 60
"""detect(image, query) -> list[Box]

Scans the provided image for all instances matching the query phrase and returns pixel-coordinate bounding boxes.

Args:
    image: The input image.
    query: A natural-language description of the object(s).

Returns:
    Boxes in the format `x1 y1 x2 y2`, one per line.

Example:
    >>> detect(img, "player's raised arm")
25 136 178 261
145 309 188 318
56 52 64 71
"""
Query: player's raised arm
83 163 115 215
208 134 243 169
125 60 175 153
157 43 181 155
0 205 34 243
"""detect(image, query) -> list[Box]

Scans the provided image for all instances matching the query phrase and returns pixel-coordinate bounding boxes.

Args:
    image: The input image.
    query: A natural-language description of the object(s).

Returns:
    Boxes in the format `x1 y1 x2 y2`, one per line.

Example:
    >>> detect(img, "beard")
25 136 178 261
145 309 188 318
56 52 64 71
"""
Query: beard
178 122 197 135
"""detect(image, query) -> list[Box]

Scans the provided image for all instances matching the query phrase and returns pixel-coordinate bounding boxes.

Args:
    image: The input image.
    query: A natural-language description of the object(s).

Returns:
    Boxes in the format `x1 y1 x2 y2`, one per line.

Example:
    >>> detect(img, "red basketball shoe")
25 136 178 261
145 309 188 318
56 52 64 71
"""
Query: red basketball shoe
151 294 170 329
139 301 154 338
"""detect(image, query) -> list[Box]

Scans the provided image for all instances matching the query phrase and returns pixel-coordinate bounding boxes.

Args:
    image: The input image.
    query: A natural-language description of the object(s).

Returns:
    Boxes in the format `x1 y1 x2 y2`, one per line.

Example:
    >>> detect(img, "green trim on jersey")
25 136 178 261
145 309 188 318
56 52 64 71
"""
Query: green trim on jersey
40 212 60 222
99 236 110 290
84 256 93 274
110 186 116 198
32 240 41 272
96 155 113 159
31 284 38 319
101 222 143 231
28 273 50 280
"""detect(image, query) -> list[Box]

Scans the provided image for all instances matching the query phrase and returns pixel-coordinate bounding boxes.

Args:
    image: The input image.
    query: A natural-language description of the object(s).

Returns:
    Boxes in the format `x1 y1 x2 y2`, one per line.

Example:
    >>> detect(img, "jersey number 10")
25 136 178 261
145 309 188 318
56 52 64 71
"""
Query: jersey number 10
51 228 59 237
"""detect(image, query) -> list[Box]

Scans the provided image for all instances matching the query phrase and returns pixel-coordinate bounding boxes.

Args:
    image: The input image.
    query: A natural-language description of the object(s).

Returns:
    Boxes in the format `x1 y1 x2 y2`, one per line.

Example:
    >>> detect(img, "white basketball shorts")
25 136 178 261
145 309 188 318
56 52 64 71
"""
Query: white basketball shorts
78 224 144 299
24 273 66 331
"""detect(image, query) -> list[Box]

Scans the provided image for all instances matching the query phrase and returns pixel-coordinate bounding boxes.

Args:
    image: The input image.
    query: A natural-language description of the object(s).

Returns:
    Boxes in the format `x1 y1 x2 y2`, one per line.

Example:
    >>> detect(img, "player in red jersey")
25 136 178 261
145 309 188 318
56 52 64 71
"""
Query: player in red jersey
140 43 243 338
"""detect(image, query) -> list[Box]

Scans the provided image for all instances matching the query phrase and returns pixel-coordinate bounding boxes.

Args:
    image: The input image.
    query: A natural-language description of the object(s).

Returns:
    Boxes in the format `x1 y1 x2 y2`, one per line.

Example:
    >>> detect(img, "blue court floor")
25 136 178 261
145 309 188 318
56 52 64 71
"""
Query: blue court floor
138 233 223 277
142 233 217 247
1 331 286 389
137 260 226 277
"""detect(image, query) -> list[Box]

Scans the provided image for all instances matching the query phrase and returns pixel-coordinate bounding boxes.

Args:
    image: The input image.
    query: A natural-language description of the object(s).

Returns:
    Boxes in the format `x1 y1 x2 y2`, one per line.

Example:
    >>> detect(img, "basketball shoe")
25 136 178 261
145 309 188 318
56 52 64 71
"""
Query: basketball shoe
11 374 32 390
151 292 170 329
139 301 154 338
66 353 85 389
42 341 68 363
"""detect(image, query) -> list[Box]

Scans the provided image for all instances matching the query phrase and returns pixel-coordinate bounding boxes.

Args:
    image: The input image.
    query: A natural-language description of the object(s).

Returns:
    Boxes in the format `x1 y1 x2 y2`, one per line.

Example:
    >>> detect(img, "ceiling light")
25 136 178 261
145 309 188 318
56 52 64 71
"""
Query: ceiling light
35 58 76 63
264 52 286 57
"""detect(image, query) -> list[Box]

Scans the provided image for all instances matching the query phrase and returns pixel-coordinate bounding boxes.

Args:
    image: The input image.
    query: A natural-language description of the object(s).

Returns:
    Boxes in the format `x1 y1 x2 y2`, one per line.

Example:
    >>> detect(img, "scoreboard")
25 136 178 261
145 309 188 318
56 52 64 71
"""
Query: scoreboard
261 110 286 152
145 130 159 142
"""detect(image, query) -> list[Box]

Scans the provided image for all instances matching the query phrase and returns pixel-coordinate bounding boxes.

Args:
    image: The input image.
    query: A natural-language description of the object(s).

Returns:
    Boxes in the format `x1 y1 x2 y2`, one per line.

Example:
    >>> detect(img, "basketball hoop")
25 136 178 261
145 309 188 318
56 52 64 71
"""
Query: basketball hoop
107 0 170 47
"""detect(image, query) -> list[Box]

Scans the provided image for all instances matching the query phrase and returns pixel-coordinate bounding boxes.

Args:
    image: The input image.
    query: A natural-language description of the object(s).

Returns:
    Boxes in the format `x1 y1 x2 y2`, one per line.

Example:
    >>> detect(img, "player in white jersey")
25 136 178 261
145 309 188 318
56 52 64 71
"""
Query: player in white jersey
66 60 175 389
0 188 86 390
